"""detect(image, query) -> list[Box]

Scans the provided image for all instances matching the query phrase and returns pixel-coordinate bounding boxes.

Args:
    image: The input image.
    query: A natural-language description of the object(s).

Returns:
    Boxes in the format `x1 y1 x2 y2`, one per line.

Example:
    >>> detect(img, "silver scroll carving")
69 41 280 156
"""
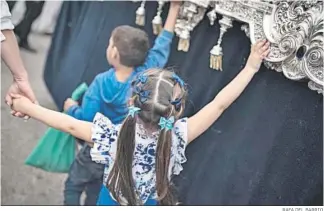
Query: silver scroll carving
175 0 210 52
210 0 324 93
131 0 323 93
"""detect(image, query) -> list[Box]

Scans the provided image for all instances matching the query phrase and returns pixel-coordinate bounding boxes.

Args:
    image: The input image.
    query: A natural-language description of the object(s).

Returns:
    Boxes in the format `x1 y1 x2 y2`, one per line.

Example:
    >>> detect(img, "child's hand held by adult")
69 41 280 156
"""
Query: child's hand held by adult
10 93 33 116
245 40 270 73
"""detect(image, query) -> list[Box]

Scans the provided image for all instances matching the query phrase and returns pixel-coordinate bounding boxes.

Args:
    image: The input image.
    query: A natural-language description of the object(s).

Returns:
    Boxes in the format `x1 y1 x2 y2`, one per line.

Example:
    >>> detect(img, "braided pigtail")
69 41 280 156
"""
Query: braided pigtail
107 69 187 205
107 96 140 205
156 105 177 205
153 71 187 205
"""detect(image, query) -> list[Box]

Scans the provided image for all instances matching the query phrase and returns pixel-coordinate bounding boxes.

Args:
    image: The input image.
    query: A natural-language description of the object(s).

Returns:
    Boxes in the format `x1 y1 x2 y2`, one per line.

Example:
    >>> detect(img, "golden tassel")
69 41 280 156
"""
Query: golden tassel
152 16 162 35
177 30 190 52
178 38 190 52
209 16 232 71
152 1 164 35
209 45 223 71
135 1 146 26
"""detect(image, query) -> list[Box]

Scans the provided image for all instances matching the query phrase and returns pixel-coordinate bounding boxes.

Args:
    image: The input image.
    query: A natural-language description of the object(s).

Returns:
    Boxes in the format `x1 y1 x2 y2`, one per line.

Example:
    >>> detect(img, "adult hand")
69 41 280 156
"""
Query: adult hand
1 28 37 118
5 78 37 118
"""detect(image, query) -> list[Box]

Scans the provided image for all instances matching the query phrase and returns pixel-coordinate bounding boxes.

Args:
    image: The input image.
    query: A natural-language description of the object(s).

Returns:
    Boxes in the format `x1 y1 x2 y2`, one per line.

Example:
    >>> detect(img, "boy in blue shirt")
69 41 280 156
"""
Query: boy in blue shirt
62 1 181 205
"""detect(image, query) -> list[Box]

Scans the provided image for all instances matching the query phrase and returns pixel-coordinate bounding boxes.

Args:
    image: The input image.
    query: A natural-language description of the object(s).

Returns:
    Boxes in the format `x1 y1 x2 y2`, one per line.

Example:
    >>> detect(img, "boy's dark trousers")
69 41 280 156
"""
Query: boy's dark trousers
64 144 105 205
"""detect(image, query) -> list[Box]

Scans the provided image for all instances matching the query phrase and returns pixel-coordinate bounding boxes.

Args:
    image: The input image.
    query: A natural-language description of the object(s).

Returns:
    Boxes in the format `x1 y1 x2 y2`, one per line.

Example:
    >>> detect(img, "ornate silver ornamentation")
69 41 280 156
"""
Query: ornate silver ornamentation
241 24 250 38
264 1 324 94
175 0 210 52
207 3 217 26
208 0 323 93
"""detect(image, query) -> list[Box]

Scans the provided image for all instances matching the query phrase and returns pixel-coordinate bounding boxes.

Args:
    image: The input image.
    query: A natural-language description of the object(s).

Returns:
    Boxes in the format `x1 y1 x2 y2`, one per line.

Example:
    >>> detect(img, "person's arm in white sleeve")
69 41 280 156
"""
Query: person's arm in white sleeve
1 0 37 112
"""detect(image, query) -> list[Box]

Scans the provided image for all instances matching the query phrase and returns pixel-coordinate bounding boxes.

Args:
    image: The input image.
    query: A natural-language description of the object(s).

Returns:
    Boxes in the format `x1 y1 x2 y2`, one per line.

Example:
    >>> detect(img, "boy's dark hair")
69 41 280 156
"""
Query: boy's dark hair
107 69 188 205
112 25 150 67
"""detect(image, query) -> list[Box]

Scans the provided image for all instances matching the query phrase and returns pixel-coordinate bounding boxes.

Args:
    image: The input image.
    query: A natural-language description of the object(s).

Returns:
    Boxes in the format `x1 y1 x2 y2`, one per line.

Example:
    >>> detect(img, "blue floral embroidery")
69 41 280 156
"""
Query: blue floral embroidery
90 113 188 204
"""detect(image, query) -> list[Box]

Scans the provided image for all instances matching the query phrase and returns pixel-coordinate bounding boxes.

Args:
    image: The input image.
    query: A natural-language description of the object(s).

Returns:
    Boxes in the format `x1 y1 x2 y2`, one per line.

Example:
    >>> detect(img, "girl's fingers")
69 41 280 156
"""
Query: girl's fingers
256 40 266 50
11 110 18 117
15 112 24 117
260 42 270 52
252 40 262 51
16 111 25 118
11 110 29 120
11 110 24 118
252 40 259 51
261 49 271 58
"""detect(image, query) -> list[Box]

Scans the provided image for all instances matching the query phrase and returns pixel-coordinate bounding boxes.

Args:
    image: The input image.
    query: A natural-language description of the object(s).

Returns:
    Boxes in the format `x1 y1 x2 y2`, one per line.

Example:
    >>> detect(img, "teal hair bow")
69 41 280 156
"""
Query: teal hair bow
136 74 148 84
158 116 175 131
128 106 141 117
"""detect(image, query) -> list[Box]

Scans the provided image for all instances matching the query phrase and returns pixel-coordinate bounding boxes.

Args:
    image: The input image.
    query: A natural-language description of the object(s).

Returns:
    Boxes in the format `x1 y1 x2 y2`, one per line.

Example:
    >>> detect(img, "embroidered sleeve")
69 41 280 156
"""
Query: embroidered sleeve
1 0 14 42
90 113 120 165
171 118 188 176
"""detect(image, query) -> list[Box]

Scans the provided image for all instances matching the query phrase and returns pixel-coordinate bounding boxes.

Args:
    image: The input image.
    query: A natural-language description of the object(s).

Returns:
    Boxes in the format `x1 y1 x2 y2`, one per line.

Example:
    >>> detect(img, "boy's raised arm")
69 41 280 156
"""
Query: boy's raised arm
142 1 181 69
163 1 181 34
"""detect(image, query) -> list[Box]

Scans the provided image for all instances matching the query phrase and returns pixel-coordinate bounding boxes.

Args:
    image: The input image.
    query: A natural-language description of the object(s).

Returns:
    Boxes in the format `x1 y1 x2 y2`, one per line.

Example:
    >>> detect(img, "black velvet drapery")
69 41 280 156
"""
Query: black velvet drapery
43 1 323 205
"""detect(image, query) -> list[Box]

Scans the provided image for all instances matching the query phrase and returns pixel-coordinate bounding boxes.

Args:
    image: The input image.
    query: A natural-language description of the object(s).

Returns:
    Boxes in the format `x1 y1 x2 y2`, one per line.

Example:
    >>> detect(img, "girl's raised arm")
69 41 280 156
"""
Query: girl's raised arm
11 94 93 142
187 40 270 143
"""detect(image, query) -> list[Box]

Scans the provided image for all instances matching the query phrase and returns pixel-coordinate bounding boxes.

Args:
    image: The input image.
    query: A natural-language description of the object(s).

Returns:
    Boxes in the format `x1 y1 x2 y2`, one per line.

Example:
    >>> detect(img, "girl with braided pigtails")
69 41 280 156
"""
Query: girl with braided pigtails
10 40 270 205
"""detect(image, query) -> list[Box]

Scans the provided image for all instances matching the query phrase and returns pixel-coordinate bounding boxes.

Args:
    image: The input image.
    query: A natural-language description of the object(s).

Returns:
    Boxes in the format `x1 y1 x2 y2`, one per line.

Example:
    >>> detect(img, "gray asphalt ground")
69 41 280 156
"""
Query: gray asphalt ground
1 34 66 205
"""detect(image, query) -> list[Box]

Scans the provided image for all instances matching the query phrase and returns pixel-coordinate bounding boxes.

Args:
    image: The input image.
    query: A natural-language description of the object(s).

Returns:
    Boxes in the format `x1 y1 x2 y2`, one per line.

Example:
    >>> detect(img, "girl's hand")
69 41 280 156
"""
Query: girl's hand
245 40 270 73
10 94 33 116
5 79 37 119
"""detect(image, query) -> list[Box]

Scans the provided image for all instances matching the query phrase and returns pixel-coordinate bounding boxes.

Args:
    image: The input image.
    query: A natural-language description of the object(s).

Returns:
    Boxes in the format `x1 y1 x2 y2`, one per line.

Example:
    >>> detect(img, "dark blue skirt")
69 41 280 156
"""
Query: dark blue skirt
96 185 157 206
